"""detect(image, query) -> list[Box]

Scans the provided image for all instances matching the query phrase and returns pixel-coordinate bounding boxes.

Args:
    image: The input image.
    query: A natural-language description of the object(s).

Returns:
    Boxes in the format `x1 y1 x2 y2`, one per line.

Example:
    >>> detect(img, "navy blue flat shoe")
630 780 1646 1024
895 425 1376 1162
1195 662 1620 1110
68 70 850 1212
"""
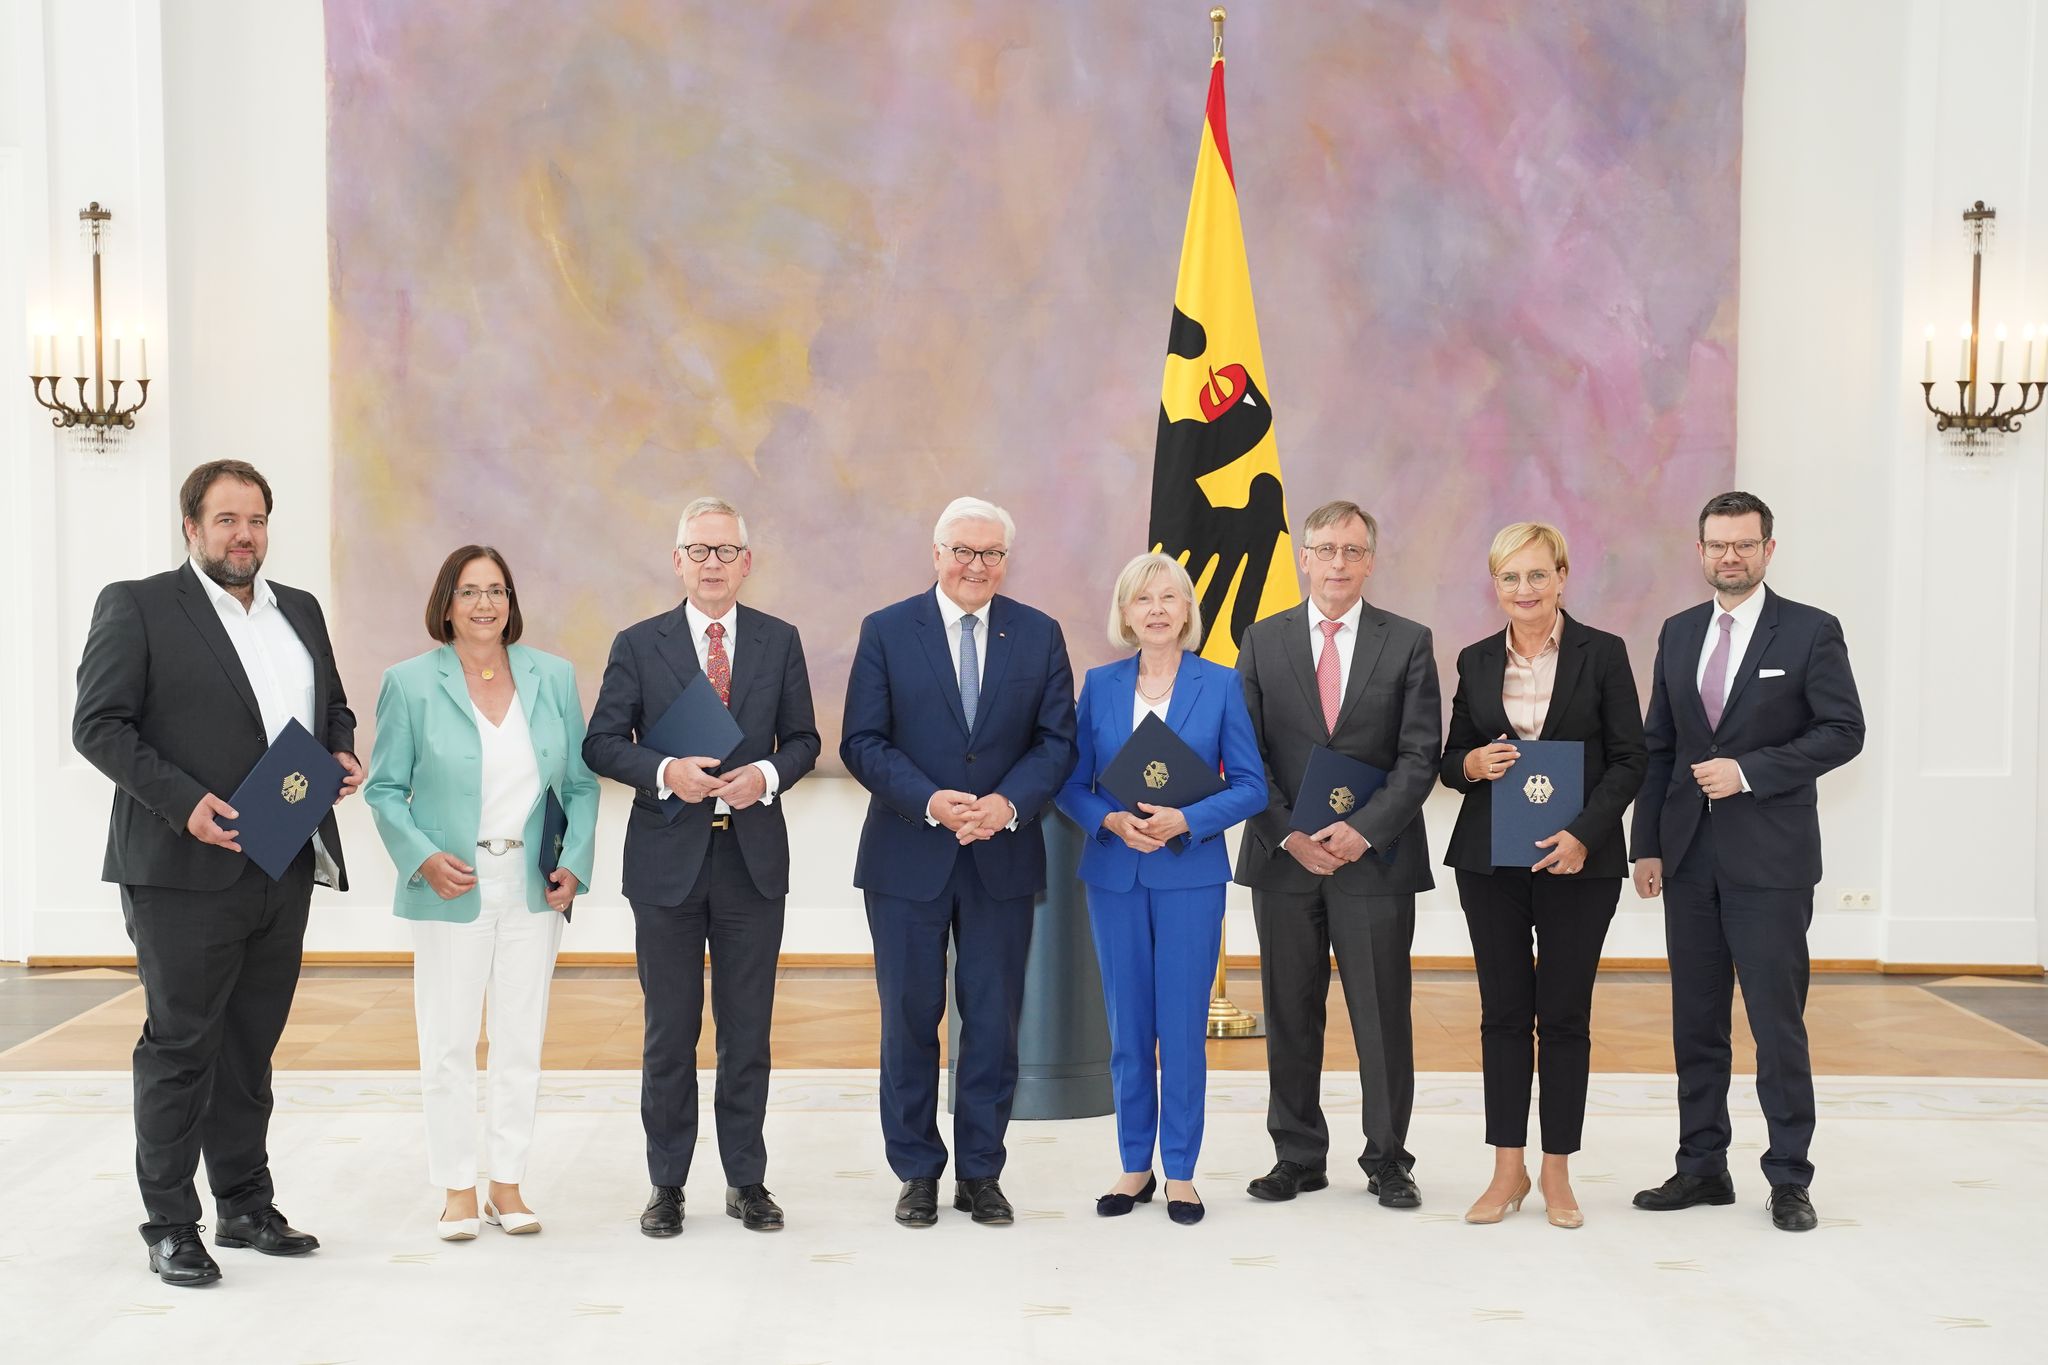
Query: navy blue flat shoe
1096 1174 1157 1217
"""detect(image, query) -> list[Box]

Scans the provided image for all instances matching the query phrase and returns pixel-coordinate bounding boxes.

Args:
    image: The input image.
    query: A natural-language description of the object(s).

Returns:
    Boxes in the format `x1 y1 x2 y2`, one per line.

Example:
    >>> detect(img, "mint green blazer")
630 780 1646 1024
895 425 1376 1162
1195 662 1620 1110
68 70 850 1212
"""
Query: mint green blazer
365 644 600 923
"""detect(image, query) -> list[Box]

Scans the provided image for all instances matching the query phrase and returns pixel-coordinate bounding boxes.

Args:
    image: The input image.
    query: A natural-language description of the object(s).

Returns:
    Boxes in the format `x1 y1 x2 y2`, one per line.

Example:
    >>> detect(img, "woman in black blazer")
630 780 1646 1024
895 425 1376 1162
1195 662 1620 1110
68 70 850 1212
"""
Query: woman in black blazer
1440 523 1645 1229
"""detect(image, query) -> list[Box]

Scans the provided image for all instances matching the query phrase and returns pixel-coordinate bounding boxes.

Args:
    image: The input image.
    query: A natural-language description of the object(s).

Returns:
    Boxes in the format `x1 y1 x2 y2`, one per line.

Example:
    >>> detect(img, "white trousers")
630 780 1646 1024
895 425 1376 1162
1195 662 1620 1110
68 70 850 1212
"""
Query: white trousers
411 849 564 1189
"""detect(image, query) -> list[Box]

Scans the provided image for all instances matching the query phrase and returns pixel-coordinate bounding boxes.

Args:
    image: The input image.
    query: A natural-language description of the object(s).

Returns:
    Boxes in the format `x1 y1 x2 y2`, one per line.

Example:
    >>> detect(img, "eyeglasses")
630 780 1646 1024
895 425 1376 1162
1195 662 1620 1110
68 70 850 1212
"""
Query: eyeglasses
680 543 747 563
941 544 1009 567
1495 570 1555 591
1305 543 1371 563
453 587 509 605
1702 539 1765 559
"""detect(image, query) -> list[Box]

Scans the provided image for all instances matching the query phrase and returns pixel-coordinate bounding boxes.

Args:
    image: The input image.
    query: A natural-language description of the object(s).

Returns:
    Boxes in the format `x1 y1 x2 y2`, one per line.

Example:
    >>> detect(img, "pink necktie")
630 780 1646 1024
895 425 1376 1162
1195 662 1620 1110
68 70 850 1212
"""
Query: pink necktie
1700 612 1735 730
705 621 732 707
1316 619 1343 733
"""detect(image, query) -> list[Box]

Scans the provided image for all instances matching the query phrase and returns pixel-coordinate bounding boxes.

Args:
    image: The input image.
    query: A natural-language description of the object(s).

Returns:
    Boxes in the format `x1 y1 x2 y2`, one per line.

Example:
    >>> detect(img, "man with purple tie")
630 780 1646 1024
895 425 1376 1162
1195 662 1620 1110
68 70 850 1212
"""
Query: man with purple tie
1629 492 1865 1232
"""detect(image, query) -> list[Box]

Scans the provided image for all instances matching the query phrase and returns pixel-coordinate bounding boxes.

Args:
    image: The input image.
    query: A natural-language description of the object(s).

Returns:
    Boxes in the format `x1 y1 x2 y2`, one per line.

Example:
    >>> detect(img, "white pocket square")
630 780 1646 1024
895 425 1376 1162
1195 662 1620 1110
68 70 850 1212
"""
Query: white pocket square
1758 668 1786 678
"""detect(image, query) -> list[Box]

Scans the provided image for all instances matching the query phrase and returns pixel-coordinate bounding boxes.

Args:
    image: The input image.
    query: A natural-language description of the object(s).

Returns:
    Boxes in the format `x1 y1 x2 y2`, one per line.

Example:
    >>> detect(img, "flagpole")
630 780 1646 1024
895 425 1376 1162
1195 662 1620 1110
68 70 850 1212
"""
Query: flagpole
1198 3 1264 1041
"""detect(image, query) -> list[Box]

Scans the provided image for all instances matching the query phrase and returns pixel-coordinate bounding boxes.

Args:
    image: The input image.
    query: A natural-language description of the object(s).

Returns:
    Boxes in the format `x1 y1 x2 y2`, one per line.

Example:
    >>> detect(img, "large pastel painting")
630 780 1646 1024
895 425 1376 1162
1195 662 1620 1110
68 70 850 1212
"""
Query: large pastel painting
327 0 1743 753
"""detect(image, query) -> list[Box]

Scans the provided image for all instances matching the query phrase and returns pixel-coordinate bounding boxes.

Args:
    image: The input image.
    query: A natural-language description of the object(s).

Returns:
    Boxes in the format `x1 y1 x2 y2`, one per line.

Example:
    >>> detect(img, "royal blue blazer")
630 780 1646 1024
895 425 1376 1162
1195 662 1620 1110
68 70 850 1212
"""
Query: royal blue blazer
1055 653 1267 893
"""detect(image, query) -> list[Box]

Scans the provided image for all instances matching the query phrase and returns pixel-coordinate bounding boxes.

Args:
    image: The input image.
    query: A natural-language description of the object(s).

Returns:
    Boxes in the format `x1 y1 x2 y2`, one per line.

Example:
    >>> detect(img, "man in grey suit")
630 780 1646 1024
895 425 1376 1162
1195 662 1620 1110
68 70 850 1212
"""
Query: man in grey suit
1236 500 1442 1208
584 497 820 1236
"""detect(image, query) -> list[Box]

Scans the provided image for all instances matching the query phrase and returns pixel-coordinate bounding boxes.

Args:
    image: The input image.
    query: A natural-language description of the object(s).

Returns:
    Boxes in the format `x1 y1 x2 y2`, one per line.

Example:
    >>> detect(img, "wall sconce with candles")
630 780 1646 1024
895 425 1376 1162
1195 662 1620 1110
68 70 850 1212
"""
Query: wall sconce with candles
1920 200 2043 452
27 202 150 452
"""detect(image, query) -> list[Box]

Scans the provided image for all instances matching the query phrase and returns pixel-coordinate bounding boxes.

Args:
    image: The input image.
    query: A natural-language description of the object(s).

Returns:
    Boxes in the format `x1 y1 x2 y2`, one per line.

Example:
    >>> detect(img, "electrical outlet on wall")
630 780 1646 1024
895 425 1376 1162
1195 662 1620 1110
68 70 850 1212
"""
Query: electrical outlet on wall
1834 889 1878 910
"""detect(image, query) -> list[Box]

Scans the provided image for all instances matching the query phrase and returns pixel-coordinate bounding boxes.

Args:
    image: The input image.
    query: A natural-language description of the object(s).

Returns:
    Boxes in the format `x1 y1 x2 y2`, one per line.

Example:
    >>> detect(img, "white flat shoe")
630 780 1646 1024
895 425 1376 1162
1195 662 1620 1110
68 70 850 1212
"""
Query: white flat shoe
437 1216 480 1241
484 1204 542 1235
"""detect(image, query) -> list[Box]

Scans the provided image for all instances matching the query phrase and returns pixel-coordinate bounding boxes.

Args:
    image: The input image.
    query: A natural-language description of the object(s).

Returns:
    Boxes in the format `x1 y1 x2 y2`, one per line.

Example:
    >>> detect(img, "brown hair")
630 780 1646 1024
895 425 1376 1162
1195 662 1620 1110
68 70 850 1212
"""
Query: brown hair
179 460 273 531
424 545 524 644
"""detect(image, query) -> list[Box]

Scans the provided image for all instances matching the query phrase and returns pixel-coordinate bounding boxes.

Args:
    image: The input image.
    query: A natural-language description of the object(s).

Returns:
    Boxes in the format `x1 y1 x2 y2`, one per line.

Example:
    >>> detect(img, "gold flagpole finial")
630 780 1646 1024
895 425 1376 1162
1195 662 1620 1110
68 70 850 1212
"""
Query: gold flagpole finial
1211 7 1226 61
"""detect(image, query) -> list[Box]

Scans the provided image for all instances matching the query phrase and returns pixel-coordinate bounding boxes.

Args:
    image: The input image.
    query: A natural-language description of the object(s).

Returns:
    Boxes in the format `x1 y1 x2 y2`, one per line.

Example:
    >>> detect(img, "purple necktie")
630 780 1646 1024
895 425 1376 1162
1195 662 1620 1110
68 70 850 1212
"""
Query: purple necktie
1700 611 1736 730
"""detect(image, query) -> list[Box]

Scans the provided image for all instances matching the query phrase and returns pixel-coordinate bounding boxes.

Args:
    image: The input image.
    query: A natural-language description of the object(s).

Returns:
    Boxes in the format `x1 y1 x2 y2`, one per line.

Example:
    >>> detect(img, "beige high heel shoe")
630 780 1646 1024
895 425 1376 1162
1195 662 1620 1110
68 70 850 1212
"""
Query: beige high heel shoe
1545 1196 1584 1229
1463 1171 1532 1224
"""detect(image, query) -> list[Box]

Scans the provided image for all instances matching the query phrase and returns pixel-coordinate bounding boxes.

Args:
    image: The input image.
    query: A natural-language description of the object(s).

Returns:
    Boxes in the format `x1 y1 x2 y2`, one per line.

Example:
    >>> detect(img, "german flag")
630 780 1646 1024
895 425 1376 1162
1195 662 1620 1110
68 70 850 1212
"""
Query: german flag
1148 36 1297 667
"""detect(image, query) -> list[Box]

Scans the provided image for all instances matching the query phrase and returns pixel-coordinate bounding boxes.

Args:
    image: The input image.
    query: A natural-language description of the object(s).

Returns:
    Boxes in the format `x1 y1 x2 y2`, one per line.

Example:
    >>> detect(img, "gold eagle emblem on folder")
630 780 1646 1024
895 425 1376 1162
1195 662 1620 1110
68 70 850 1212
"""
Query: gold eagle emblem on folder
1328 785 1355 814
1143 760 1171 790
281 771 309 805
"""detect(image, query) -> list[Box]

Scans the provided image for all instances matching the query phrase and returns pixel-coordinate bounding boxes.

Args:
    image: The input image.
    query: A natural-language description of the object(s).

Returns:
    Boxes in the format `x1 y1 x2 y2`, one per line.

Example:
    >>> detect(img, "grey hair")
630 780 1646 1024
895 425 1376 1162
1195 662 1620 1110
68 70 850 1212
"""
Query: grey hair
676 496 749 548
1107 552 1203 652
932 496 1016 549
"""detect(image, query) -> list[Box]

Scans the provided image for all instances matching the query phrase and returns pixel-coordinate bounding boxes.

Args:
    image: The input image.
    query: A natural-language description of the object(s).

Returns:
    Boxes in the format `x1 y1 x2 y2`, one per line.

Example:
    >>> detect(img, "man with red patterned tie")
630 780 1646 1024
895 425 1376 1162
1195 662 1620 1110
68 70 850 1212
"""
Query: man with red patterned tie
1233 501 1443 1210
584 497 820 1237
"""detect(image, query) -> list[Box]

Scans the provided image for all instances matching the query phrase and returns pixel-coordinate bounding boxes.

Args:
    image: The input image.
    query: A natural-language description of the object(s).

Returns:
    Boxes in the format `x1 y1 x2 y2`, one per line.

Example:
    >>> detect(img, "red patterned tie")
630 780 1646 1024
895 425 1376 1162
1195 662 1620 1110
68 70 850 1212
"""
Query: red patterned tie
705 621 732 707
1316 619 1343 733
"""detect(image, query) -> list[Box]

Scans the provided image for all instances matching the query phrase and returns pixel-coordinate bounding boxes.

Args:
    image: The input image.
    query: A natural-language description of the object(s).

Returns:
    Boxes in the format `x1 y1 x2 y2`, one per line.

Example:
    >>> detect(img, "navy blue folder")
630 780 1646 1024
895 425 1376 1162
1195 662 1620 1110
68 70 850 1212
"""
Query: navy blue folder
640 672 745 765
225 717 346 880
1491 739 1585 866
1097 713 1228 855
1288 745 1390 837
538 788 568 878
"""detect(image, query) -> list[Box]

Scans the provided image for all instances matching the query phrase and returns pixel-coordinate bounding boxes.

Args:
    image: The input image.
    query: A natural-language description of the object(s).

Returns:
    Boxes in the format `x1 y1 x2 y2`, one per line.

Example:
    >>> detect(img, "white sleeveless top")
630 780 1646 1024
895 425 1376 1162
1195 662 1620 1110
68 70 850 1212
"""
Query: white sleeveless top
474 695 541 844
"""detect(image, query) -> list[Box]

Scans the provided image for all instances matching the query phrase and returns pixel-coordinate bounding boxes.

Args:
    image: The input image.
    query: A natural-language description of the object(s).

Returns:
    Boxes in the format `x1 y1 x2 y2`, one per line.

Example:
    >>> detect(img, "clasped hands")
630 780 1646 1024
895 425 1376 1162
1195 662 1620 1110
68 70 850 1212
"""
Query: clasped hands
1284 820 1370 875
930 790 1017 844
663 756 769 809
1101 803 1191 853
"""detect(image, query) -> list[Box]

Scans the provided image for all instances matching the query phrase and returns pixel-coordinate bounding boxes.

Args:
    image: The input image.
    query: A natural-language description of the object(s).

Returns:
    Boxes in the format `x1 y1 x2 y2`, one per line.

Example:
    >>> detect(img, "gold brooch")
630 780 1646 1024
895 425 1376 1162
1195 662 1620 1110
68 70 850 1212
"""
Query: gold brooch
281 771 309 805
1142 760 1170 790
1328 785 1355 814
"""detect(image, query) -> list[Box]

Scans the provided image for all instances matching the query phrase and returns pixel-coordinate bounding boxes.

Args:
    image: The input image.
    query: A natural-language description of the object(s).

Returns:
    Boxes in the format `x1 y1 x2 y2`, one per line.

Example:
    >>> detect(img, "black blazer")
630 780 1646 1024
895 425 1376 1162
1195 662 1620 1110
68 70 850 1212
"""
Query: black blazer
1631 587 1864 889
1234 599 1442 897
73 563 356 892
1439 613 1646 879
582 601 820 904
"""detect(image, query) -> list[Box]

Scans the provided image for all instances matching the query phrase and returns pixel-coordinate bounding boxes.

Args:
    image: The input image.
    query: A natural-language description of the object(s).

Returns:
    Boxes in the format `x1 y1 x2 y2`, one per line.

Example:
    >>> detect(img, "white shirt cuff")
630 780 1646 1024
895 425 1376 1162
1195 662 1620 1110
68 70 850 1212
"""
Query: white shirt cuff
1737 763 1751 794
753 759 781 807
655 755 680 799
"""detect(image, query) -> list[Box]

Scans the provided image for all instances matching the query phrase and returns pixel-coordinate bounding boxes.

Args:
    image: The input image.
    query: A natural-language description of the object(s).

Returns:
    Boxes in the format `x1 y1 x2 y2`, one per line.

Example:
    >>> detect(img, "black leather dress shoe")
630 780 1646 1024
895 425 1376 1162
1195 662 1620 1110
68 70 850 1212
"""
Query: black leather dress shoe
725 1184 785 1231
1095 1174 1156 1217
146 1225 221 1287
953 1176 1014 1225
1246 1161 1330 1202
1632 1171 1737 1211
1366 1161 1421 1209
894 1178 939 1228
214 1206 319 1256
640 1185 685 1237
1768 1183 1818 1232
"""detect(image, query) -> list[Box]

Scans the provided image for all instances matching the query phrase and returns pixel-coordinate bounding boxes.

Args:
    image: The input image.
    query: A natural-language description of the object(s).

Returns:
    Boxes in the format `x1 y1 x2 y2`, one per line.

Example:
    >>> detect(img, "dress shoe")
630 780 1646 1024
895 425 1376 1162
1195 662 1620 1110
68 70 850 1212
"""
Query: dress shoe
1632 1171 1737 1211
1166 1189 1205 1226
436 1211 480 1241
1366 1161 1421 1209
953 1176 1014 1225
146 1225 221 1287
640 1185 685 1238
484 1203 542 1235
1246 1161 1329 1202
214 1206 320 1256
1546 1202 1585 1230
725 1184 785 1231
1095 1173 1157 1217
894 1178 939 1228
1463 1171 1531 1224
1767 1183 1818 1232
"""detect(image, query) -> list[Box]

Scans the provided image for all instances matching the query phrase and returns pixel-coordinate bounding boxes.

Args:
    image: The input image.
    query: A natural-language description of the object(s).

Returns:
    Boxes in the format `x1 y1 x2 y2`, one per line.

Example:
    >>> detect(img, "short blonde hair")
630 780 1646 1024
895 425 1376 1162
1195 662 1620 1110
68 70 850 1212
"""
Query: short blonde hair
1486 521 1570 577
1107 552 1203 651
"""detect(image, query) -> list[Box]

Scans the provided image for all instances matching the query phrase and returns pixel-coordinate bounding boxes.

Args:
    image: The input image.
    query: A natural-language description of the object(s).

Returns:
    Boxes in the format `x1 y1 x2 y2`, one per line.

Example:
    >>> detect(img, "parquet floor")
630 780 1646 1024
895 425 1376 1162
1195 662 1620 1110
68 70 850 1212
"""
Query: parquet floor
4 965 2045 1076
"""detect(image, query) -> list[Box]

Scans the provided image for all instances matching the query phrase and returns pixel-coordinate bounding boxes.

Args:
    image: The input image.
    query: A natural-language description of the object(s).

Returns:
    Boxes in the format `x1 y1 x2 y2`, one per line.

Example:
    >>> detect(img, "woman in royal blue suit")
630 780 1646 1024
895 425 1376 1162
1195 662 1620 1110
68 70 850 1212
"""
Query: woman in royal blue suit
1056 553 1266 1225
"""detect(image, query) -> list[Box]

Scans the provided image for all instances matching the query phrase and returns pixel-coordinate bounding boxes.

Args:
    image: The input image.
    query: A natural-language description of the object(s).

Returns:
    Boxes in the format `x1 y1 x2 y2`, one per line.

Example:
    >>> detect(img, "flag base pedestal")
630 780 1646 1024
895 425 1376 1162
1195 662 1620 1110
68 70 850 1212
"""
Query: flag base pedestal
1206 994 1264 1039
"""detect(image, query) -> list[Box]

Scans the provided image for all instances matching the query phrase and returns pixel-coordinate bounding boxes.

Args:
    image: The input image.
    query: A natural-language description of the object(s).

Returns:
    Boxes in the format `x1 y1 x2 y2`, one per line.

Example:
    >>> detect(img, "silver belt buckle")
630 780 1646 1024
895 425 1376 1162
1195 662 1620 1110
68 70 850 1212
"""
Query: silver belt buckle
477 838 525 856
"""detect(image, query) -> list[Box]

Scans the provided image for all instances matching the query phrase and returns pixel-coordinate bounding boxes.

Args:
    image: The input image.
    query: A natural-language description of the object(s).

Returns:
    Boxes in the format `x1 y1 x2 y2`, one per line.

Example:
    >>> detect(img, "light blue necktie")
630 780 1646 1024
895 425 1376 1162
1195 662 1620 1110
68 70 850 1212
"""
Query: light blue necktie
958 613 980 729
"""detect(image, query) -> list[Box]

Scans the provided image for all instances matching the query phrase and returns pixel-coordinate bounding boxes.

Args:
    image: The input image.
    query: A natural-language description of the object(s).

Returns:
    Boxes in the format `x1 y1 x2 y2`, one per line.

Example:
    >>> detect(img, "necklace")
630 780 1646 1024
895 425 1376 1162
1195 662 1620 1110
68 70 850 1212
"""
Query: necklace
1136 673 1177 703
460 657 506 683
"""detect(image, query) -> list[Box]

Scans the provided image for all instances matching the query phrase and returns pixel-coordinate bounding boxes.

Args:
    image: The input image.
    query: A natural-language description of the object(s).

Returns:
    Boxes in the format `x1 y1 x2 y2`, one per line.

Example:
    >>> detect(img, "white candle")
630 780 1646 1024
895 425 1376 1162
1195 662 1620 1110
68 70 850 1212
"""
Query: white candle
113 333 122 381
31 333 43 376
2023 325 2035 388
1923 324 1934 382
1958 324 1971 382
75 324 86 379
138 329 148 381
1994 324 2007 382
2038 323 2048 381
46 332 56 376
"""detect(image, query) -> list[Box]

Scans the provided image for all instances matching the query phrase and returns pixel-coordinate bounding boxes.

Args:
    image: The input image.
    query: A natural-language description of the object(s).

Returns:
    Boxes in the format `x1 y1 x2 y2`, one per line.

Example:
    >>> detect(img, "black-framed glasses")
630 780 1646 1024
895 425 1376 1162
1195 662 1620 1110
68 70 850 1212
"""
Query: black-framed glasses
1701 539 1764 559
1305 542 1370 563
941 544 1009 567
452 586 509 605
681 543 747 563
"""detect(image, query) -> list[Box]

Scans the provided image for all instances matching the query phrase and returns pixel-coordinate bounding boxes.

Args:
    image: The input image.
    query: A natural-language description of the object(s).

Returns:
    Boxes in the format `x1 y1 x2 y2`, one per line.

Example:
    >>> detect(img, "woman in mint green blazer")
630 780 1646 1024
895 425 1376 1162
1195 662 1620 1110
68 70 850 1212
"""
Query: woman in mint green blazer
366 546 598 1241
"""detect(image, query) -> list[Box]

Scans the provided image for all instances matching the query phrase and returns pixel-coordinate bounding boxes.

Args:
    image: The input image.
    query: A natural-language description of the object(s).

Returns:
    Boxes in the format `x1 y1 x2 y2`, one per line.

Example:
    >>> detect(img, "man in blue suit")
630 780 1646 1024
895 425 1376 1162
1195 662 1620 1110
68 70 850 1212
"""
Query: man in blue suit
1630 491 1864 1233
841 496 1078 1228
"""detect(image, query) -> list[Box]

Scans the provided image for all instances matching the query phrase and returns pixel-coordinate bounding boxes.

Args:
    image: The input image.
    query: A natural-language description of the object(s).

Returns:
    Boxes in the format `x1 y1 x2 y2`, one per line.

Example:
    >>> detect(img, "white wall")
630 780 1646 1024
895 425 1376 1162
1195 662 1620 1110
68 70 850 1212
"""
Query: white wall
4 0 2043 966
